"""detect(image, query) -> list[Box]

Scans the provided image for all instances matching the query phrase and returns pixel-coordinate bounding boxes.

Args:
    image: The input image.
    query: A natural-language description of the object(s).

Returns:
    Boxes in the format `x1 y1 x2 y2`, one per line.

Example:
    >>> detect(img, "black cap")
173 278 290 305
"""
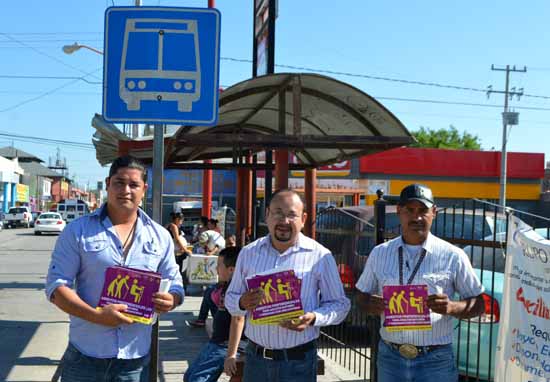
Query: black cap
399 184 434 208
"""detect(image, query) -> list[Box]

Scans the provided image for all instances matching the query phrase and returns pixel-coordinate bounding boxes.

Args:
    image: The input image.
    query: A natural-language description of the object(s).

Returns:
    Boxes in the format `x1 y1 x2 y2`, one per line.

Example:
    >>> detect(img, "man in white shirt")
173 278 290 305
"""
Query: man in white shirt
356 184 485 382
225 189 350 382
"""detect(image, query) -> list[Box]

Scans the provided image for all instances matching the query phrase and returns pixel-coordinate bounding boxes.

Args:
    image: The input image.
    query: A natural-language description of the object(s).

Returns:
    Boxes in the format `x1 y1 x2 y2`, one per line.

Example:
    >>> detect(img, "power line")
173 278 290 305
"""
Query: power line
0 131 94 149
0 33 102 81
0 32 102 35
0 74 102 84
0 68 101 113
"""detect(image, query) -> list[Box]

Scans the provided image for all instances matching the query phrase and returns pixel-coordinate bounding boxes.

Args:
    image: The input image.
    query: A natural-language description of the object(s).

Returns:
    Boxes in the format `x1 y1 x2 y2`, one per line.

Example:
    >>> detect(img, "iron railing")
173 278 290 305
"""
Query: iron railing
315 196 550 382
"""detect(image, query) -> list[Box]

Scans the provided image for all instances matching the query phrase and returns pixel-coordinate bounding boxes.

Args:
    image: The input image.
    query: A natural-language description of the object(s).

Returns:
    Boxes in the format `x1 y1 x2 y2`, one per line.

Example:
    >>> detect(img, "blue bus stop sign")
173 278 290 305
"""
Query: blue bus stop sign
103 7 220 125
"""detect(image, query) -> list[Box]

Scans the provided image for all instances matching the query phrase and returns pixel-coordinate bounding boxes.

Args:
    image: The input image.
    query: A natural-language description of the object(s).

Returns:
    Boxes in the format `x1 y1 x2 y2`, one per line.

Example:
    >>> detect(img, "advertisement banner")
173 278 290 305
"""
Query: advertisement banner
16 184 29 203
495 215 550 381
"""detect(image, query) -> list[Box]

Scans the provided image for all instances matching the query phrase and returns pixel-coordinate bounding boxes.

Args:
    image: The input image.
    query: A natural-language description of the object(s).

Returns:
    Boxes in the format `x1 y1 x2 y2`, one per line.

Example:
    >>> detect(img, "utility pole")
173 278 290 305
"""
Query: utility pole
487 64 526 208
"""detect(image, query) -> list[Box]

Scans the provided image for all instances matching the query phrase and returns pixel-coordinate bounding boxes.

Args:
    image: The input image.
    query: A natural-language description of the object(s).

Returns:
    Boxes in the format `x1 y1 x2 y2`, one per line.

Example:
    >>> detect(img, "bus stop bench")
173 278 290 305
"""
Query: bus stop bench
229 354 325 382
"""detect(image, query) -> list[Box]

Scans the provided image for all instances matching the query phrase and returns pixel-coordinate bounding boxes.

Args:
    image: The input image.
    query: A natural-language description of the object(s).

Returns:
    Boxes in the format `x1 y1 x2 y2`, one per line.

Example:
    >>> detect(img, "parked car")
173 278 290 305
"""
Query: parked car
452 232 506 381
4 206 33 228
34 212 66 235
534 227 550 239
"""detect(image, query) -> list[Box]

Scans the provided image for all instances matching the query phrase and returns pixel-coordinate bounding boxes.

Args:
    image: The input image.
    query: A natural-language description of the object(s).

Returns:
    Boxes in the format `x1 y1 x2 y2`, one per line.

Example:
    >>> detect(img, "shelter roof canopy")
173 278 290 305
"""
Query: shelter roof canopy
93 73 413 168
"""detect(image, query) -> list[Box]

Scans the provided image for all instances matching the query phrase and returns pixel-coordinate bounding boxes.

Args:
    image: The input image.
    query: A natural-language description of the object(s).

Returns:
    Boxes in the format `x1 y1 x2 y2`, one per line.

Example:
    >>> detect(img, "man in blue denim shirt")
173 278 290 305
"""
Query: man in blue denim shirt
46 156 184 382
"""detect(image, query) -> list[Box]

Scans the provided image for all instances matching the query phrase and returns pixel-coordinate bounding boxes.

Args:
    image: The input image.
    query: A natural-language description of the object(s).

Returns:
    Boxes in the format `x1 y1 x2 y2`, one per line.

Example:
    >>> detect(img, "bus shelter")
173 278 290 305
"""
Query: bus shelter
92 73 413 243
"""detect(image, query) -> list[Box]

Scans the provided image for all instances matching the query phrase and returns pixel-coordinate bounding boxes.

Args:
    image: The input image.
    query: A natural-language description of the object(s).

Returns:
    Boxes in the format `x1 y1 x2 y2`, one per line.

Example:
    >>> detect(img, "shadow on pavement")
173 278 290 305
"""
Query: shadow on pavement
0 282 45 290
0 320 40 381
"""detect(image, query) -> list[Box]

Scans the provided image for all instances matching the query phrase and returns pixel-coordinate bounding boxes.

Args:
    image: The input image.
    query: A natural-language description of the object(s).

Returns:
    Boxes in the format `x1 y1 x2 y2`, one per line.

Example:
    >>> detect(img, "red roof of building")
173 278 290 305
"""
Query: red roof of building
359 147 545 179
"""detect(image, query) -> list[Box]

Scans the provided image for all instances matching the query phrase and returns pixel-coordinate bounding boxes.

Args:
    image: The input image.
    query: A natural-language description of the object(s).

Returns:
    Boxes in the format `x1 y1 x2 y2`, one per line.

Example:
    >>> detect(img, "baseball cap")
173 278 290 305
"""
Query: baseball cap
398 184 434 208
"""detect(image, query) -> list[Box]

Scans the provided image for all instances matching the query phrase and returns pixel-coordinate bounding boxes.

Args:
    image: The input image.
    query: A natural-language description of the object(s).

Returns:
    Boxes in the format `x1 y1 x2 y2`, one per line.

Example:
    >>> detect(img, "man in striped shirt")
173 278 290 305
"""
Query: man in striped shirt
225 189 350 382
356 184 485 382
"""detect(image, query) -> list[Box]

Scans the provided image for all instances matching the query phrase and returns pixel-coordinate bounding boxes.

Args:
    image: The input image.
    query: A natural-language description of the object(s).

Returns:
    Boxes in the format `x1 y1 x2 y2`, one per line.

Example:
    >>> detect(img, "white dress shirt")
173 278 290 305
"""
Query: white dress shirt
225 233 351 349
356 233 484 346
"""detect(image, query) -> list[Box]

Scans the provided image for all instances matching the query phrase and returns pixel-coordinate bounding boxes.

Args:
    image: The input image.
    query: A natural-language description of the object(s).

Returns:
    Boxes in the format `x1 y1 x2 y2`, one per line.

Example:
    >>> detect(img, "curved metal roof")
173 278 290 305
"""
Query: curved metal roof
93 73 413 168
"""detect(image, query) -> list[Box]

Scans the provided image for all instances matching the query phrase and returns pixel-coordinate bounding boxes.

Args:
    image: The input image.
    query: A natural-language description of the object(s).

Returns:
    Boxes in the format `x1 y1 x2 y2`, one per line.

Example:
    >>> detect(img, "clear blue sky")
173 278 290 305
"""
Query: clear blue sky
1 0 549 188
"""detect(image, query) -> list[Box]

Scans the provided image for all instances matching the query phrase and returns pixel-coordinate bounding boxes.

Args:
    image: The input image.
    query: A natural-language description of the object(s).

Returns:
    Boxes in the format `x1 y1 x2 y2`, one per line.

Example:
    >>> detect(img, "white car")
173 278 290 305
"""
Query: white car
34 213 66 235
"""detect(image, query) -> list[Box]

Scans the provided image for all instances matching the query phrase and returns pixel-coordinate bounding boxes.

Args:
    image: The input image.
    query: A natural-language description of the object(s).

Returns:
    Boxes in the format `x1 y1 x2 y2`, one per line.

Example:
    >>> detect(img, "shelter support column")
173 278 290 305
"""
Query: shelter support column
236 168 247 246
245 155 253 238
202 160 212 219
304 168 316 238
275 150 288 190
353 192 360 206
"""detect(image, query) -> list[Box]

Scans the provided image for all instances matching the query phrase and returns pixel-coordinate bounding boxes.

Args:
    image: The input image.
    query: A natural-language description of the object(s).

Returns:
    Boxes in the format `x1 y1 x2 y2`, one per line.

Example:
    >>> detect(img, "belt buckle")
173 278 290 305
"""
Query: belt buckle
398 344 419 359
262 347 274 360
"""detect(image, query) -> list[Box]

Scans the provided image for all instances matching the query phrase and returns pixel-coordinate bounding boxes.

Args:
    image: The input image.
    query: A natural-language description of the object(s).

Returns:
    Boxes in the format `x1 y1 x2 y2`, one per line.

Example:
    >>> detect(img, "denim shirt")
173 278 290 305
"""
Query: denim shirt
45 204 184 359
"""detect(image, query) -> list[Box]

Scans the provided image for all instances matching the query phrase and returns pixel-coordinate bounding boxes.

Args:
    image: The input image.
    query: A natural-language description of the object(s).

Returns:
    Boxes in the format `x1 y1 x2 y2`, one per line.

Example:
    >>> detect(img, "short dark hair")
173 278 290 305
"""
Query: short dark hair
108 156 147 182
199 216 209 226
208 218 218 226
268 188 305 212
219 246 240 268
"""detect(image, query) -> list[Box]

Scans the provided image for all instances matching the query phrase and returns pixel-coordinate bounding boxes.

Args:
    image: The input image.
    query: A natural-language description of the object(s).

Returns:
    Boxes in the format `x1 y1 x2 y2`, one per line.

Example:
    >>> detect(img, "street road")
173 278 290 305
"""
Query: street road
0 227 361 382
0 227 67 381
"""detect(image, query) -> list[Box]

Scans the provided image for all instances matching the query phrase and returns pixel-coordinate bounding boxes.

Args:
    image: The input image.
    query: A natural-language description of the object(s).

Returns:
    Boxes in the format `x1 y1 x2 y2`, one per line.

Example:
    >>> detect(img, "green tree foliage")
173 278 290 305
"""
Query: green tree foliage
410 125 482 150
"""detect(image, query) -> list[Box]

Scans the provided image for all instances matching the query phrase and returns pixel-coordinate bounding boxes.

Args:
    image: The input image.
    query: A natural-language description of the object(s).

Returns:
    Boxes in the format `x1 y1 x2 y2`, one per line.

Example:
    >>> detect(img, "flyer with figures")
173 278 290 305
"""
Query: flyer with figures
97 266 161 324
246 269 304 325
382 284 431 332
187 254 218 285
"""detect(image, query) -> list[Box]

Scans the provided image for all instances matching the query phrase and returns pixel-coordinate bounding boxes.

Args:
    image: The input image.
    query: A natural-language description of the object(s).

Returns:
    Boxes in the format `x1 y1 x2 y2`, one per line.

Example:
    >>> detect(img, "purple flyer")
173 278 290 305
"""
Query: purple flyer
382 284 431 332
246 269 304 325
97 266 161 324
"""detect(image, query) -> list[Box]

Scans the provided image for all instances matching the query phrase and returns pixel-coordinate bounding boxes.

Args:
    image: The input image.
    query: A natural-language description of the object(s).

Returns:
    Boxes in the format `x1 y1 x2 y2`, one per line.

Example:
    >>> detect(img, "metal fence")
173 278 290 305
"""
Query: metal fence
315 197 550 382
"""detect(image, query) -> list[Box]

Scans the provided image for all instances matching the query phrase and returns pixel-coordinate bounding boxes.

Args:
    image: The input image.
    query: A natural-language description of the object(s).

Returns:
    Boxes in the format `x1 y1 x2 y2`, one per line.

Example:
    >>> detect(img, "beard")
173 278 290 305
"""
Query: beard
273 224 293 242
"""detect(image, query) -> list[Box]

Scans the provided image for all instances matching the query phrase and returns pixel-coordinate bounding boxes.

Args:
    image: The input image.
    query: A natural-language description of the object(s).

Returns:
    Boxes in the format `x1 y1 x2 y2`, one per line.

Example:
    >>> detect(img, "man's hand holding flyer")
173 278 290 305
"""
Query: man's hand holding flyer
382 284 431 332
246 269 304 325
97 266 162 324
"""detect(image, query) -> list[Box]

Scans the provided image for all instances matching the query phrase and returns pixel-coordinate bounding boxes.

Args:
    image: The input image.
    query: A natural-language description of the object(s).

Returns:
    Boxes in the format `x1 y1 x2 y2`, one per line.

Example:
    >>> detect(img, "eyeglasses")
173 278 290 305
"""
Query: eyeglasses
269 210 302 221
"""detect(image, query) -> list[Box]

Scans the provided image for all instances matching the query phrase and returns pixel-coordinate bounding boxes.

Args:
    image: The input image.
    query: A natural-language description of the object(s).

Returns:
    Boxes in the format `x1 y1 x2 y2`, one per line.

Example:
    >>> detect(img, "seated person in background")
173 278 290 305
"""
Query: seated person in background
192 216 209 244
189 231 227 327
184 247 246 382
199 230 226 256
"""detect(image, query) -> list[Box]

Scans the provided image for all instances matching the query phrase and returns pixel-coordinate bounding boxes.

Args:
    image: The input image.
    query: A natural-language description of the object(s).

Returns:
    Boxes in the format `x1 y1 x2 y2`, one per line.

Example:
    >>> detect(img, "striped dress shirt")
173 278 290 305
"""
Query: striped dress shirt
356 233 484 346
225 233 351 349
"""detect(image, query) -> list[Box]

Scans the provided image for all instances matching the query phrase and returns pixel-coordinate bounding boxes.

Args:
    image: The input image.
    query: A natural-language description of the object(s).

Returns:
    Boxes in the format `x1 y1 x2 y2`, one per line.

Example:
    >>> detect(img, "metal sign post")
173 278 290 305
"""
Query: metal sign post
148 124 164 381
103 6 221 381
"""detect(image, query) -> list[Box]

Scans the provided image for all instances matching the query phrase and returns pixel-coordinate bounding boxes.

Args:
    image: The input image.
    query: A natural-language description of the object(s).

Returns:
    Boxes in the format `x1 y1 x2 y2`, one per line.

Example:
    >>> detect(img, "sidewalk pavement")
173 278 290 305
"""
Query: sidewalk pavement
4 287 363 382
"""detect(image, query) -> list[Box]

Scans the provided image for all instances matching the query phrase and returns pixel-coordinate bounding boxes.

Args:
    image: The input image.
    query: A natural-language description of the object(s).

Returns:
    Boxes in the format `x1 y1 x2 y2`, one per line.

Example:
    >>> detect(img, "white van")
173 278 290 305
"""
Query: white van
57 199 90 223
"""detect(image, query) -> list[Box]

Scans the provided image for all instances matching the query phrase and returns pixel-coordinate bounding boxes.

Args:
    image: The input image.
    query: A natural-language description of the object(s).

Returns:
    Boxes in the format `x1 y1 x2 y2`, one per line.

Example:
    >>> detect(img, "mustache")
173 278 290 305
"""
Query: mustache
275 224 291 230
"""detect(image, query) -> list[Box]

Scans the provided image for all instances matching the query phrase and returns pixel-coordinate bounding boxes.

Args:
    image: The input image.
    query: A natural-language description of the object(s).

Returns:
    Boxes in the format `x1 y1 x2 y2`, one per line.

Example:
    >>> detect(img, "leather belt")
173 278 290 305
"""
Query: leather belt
250 340 316 361
382 340 448 359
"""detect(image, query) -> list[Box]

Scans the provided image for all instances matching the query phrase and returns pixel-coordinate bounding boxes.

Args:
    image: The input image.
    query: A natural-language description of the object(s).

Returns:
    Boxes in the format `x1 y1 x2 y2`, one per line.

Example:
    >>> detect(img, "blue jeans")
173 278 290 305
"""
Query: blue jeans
184 341 227 382
243 342 317 382
61 343 149 382
377 340 458 382
197 285 218 321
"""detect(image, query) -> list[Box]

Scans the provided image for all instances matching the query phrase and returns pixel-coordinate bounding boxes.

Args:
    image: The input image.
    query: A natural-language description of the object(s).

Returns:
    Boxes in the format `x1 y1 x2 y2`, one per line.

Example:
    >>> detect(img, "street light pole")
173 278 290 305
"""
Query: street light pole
62 43 104 56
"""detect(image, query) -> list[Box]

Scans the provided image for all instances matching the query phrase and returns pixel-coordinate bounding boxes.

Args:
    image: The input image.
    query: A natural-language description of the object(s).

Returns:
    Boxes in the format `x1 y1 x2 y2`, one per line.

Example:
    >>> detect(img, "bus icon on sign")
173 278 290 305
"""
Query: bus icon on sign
119 18 201 112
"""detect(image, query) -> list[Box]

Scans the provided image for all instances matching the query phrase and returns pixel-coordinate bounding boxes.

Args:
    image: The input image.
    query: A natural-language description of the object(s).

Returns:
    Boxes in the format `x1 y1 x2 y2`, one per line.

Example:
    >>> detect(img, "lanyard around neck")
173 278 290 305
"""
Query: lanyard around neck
398 246 427 285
